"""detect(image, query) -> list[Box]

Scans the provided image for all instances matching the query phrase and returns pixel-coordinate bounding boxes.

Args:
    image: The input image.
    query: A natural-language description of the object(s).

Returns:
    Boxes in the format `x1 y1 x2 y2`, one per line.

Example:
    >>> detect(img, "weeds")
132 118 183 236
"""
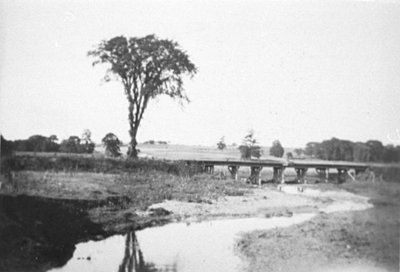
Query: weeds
1 170 251 211
1 155 204 177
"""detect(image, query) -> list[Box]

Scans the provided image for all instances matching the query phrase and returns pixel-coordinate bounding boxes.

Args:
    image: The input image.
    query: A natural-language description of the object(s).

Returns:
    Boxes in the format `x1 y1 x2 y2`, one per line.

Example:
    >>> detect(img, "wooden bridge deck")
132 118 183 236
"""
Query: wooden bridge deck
184 158 369 184
185 159 368 170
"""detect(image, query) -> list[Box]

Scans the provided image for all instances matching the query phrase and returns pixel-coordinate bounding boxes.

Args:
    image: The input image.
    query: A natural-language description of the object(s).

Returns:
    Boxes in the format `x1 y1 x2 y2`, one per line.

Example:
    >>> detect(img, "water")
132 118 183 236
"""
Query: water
49 213 315 272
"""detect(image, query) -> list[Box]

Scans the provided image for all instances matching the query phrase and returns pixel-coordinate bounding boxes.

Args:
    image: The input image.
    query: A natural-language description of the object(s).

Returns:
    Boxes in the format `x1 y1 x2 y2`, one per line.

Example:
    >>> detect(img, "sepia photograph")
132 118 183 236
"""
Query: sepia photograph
0 0 399 271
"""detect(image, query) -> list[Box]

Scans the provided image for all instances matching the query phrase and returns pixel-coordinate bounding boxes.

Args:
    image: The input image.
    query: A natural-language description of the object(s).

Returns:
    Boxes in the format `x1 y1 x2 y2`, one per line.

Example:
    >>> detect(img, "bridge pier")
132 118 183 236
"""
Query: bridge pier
355 168 363 175
337 168 348 183
228 165 239 180
250 166 263 185
273 167 285 183
295 168 308 183
316 168 329 183
185 160 368 185
204 164 214 174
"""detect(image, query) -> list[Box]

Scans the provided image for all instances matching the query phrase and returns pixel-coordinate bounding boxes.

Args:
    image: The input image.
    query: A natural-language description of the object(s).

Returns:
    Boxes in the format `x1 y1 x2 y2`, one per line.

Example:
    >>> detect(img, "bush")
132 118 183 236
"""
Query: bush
2 155 203 177
217 137 226 151
270 140 284 158
238 131 262 159
1 135 14 157
102 133 122 157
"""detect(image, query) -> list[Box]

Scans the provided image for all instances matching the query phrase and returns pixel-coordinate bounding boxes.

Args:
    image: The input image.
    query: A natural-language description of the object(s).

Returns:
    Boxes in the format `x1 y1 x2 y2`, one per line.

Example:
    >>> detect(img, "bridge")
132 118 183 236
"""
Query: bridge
184 159 369 185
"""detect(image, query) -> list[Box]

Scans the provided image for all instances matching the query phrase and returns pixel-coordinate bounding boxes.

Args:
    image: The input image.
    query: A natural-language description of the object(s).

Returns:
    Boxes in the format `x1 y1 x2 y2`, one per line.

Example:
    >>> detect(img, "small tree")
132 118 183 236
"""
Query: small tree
238 131 262 159
294 148 304 158
217 137 226 151
286 152 293 160
45 135 60 152
60 136 81 153
270 140 284 158
102 133 122 157
1 135 14 157
81 129 95 154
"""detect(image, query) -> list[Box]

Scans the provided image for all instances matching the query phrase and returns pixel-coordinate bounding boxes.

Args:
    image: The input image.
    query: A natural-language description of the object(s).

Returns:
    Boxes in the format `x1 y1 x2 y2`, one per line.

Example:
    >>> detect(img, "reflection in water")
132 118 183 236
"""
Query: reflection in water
53 214 315 272
118 231 143 272
118 231 177 272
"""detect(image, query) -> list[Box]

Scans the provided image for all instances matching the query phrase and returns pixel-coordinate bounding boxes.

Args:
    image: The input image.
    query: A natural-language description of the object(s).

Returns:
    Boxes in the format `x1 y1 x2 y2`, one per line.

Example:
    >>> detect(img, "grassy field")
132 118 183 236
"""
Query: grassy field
96 143 291 160
1 170 251 210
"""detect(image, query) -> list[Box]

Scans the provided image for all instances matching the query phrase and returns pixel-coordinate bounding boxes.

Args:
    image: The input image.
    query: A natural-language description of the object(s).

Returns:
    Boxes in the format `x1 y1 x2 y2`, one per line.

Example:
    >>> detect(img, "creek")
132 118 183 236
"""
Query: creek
49 214 315 272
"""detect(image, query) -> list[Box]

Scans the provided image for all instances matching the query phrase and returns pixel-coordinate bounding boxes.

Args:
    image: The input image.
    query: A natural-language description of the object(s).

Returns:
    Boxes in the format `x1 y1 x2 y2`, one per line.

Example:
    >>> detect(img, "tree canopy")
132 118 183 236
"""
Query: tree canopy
303 138 400 162
238 131 262 159
88 35 197 158
102 133 122 157
217 137 226 151
269 140 284 158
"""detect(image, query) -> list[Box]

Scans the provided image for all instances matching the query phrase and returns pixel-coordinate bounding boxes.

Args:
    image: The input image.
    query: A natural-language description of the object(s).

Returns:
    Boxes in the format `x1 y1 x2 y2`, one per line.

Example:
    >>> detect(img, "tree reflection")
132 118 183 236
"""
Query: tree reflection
118 231 177 272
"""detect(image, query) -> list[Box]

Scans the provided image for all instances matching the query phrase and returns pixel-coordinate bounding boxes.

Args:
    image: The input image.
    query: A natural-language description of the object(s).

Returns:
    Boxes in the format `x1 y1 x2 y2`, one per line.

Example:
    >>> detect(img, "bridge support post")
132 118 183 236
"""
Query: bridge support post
250 166 263 185
316 168 328 183
273 167 285 183
228 165 239 181
295 168 308 183
204 164 214 174
337 168 348 183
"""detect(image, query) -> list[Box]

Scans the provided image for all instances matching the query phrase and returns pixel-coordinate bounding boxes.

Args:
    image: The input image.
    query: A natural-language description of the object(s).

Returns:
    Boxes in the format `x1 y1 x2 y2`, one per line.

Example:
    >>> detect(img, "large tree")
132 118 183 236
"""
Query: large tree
88 35 197 158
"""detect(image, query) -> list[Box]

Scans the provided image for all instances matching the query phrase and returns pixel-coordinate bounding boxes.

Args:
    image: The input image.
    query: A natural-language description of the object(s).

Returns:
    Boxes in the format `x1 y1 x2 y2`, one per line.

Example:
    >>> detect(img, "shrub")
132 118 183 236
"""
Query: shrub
2 155 203 177
217 137 227 151
102 133 122 157
238 131 262 159
1 135 14 157
270 140 284 158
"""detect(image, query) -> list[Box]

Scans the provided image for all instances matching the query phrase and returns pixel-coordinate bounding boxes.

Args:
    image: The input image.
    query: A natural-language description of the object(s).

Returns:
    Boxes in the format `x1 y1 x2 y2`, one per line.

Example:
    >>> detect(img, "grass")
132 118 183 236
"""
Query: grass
1 155 203 176
1 170 251 210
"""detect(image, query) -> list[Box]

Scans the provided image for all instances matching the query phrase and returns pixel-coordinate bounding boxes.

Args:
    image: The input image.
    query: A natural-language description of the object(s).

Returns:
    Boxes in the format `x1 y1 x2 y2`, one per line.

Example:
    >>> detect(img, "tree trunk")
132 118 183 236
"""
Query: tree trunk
127 102 139 159
128 127 139 159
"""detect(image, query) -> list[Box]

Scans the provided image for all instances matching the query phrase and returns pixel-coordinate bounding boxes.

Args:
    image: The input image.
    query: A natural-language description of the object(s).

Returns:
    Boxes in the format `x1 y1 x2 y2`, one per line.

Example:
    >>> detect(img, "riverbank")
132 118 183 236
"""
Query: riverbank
1 168 399 271
236 181 400 272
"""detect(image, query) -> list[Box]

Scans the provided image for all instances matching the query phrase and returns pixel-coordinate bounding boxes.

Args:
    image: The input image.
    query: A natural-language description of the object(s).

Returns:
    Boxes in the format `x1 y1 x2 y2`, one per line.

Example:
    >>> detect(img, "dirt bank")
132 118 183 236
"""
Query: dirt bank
236 182 400 272
1 170 399 272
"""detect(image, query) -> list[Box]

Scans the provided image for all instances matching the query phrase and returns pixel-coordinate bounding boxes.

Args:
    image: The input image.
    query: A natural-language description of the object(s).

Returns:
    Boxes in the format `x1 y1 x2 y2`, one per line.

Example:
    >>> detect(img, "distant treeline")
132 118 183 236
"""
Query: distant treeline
295 138 400 163
142 140 168 145
1 132 95 156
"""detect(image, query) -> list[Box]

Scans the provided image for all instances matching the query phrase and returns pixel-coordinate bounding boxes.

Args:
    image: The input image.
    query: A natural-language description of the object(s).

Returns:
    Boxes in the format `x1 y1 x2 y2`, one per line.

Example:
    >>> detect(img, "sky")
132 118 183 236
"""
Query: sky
1 0 400 148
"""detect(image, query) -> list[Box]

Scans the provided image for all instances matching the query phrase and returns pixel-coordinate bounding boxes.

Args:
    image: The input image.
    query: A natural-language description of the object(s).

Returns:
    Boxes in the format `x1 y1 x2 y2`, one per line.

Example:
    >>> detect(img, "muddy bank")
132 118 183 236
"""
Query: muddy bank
236 182 400 272
0 192 181 272
0 194 131 272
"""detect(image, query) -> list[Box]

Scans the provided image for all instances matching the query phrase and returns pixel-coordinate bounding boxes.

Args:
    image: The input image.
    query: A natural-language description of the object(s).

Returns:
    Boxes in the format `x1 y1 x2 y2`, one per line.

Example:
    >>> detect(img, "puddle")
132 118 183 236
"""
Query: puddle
49 213 315 272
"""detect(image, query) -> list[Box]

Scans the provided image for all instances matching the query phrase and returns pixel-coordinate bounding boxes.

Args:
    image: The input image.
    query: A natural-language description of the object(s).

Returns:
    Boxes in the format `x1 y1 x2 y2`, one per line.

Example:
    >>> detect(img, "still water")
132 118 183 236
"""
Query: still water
49 213 315 272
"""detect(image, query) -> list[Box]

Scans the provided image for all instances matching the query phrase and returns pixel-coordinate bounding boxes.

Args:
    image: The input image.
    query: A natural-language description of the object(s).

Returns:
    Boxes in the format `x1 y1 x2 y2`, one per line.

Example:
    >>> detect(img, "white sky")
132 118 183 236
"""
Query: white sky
1 0 399 148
